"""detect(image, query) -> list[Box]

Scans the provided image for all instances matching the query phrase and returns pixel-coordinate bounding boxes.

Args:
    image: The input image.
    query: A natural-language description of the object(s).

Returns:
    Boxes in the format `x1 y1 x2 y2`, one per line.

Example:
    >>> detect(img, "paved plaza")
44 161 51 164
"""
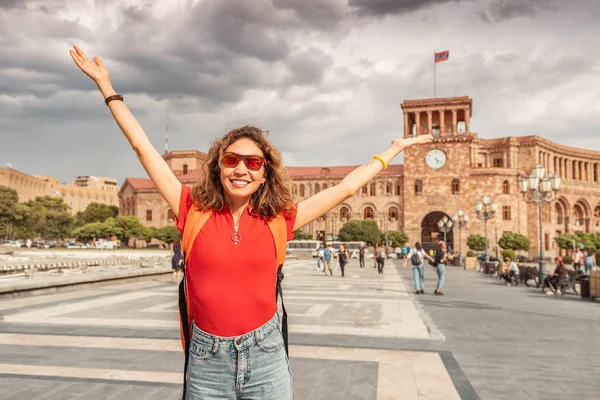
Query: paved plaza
0 258 598 399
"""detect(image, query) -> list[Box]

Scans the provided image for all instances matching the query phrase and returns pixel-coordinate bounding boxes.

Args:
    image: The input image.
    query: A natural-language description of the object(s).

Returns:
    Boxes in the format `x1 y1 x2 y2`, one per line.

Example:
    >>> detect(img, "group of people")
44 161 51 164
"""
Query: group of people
316 244 350 277
403 241 452 296
572 247 597 276
315 242 390 277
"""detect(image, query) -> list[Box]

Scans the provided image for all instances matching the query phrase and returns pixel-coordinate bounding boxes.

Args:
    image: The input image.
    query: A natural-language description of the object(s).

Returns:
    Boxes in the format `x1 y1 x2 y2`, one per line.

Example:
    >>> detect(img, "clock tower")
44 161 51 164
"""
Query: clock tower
400 96 476 253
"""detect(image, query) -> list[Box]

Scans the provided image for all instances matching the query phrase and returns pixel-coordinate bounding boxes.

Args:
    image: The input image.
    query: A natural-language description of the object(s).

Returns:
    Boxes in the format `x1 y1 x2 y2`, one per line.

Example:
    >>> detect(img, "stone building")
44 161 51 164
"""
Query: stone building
118 95 600 259
0 168 120 215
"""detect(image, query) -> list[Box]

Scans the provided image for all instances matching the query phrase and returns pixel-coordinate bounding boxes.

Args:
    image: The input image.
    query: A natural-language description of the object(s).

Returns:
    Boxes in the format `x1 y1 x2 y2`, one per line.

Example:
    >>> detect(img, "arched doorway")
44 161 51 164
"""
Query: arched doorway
421 211 454 253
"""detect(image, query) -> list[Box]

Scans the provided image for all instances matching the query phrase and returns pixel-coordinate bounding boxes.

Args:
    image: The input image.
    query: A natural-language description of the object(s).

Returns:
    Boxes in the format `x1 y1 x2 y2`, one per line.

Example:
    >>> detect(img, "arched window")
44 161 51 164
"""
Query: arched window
388 207 398 220
322 183 328 190
364 207 374 219
292 184 298 195
395 182 401 196
361 185 368 195
503 180 510 194
386 182 392 195
183 164 188 175
299 184 305 197
369 182 376 196
451 179 460 195
340 206 349 220
315 183 320 194
414 179 423 195
167 209 174 222
555 203 564 225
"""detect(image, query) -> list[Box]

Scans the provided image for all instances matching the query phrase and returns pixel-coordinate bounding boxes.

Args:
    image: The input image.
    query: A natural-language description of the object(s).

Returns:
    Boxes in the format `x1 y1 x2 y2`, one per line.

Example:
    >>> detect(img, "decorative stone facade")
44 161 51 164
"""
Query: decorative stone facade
119 96 600 258
0 168 120 215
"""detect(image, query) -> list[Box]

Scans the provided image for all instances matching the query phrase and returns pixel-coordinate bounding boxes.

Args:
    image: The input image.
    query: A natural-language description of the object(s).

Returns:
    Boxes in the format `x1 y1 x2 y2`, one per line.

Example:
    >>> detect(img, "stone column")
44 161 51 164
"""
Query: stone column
427 111 433 135
465 108 471 134
415 112 421 136
451 109 457 136
439 110 445 136
404 112 410 138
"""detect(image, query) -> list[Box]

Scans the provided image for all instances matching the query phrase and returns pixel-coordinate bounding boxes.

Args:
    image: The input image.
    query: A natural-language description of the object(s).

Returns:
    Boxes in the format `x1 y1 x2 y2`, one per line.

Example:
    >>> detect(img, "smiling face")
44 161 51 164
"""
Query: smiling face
219 138 267 206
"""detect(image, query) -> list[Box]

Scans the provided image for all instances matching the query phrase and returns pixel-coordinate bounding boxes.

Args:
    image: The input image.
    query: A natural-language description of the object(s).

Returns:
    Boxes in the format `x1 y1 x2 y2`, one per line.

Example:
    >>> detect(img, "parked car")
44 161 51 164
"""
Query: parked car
1 240 22 247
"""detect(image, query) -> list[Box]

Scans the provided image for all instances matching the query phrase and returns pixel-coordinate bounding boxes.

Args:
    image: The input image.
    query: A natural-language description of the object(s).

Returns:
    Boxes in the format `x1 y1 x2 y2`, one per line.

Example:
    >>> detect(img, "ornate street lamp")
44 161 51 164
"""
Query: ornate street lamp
474 195 498 264
437 215 453 244
452 210 469 268
518 164 561 283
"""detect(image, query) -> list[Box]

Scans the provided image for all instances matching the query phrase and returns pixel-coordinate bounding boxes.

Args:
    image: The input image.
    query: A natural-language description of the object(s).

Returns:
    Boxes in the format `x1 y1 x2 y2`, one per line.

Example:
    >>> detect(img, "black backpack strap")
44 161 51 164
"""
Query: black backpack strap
178 253 190 400
276 264 288 355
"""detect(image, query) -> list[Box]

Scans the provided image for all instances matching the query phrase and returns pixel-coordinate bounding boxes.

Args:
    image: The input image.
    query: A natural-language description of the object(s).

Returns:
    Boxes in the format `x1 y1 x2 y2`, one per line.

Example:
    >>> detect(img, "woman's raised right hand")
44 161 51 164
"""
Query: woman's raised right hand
69 45 110 83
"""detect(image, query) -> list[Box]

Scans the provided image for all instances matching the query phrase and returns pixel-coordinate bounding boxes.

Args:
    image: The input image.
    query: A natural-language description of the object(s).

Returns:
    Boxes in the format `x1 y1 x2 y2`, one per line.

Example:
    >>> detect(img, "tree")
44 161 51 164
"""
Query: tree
137 227 159 247
0 186 18 238
498 231 530 252
111 216 144 244
157 225 180 245
554 233 574 250
382 231 408 248
31 196 70 212
466 234 486 252
44 211 74 240
337 220 381 245
75 202 119 226
293 231 313 240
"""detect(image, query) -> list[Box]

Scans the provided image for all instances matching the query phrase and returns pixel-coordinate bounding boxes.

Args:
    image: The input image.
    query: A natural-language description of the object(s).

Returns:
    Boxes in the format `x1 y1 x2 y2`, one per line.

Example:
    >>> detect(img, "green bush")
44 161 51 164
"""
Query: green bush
466 250 475 257
501 249 515 261
563 255 573 264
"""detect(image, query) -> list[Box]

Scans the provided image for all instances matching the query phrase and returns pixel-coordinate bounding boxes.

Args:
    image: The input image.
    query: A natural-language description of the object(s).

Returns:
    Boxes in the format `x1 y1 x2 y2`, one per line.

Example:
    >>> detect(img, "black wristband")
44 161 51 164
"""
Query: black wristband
105 94 124 106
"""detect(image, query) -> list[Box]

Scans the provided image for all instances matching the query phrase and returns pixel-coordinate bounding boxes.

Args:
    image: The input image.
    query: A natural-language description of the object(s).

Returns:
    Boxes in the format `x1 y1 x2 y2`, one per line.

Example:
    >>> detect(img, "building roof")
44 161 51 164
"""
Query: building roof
286 164 403 178
121 164 404 192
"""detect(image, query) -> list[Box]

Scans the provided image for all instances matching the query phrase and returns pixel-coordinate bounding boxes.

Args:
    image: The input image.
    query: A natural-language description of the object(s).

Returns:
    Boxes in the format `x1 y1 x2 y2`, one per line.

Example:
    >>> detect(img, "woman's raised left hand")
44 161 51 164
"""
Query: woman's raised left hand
392 134 434 151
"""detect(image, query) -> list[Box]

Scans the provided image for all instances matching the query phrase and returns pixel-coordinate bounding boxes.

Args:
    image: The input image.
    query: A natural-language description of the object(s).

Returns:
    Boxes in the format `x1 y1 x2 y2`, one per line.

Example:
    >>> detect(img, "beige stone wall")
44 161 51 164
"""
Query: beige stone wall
291 176 403 240
0 168 119 215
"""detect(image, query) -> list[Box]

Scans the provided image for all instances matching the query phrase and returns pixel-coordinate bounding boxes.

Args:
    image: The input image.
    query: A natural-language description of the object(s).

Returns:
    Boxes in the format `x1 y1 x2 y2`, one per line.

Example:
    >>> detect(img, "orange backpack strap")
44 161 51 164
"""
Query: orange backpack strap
178 207 212 353
266 213 287 267
267 212 290 354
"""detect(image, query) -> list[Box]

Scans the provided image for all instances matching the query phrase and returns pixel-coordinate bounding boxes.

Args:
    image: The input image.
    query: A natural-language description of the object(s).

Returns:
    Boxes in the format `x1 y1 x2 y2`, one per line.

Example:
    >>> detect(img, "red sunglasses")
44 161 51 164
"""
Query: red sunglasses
221 152 266 171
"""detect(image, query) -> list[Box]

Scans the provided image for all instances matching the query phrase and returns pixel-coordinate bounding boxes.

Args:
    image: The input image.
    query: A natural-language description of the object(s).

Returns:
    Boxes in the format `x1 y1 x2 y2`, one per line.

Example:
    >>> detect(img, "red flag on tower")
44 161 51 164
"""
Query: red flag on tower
434 50 449 63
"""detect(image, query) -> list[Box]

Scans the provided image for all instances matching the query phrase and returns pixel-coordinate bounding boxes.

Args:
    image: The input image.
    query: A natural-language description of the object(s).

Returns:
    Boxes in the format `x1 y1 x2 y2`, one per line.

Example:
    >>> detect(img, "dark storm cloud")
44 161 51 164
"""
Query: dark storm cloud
479 0 549 23
0 0 22 9
349 0 465 16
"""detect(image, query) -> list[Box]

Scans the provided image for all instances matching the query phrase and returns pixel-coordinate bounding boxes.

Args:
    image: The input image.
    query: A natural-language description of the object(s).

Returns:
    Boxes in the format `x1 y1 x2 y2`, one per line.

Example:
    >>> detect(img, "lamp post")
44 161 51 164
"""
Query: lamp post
437 215 453 244
518 164 561 283
452 210 469 268
474 194 498 264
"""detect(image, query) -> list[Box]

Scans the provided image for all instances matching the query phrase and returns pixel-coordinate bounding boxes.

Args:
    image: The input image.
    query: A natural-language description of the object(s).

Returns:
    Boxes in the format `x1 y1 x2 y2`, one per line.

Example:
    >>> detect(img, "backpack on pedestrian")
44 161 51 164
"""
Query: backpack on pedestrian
411 250 422 266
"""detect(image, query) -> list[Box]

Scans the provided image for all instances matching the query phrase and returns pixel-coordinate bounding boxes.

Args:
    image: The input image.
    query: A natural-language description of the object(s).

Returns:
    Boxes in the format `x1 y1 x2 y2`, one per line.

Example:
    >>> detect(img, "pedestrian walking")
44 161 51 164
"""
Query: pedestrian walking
573 247 584 274
338 244 349 277
70 44 432 400
403 242 433 294
323 244 334 276
375 243 386 274
317 245 325 272
358 242 366 268
584 249 596 276
171 238 183 283
433 241 451 295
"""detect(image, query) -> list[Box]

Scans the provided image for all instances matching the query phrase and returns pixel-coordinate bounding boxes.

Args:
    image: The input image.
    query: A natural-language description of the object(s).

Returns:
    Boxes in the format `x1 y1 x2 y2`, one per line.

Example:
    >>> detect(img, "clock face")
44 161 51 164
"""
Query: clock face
426 149 447 169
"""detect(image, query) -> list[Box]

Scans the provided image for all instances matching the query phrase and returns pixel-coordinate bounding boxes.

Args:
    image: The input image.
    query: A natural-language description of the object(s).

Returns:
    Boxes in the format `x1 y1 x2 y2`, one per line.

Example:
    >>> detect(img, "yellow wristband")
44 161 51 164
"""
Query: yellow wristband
373 155 388 169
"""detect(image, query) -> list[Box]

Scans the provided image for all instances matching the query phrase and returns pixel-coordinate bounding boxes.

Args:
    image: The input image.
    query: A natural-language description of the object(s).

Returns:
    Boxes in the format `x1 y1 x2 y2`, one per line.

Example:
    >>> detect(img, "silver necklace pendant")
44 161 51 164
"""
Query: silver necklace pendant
232 224 242 245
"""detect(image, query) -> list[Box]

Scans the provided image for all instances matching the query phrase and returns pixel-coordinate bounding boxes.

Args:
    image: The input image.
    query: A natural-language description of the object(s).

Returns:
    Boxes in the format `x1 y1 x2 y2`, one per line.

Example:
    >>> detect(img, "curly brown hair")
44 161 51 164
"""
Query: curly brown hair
191 126 295 220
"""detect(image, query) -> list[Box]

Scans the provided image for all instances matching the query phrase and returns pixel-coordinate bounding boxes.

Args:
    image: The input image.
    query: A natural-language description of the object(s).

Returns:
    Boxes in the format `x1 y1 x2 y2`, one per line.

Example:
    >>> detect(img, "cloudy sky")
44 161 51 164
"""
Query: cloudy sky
1 0 599 184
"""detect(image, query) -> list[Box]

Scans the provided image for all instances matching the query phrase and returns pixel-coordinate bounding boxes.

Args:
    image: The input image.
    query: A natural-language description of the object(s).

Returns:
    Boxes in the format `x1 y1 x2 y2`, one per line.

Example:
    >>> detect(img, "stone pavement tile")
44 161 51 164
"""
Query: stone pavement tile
291 358 377 400
0 345 182 373
400 264 600 400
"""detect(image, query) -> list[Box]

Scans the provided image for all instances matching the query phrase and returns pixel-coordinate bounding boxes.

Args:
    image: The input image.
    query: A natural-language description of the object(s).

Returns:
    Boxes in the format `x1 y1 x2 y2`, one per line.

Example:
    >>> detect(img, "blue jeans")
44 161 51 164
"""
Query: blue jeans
185 313 292 399
412 264 425 290
435 263 446 290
